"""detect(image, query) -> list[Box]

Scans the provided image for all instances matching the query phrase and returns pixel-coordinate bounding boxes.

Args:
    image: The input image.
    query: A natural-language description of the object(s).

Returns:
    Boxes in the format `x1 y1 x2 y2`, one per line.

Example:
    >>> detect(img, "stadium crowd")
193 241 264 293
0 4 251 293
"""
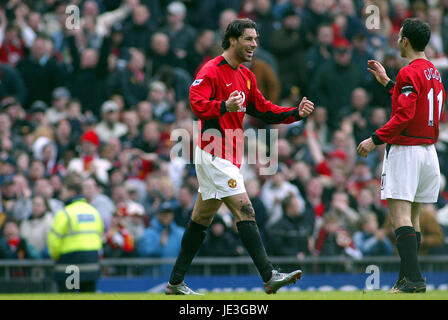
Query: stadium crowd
0 0 448 267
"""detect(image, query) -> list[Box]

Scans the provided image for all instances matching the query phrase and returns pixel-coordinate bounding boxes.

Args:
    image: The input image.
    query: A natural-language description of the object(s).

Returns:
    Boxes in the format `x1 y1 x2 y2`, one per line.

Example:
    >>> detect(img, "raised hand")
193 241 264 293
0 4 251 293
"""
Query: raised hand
367 60 391 87
298 96 314 118
226 90 243 112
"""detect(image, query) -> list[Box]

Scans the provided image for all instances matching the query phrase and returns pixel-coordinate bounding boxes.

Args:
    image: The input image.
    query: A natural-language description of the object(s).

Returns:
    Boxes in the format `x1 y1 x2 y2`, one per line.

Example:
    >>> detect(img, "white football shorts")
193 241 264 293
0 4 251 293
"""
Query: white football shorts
194 146 246 200
381 144 440 203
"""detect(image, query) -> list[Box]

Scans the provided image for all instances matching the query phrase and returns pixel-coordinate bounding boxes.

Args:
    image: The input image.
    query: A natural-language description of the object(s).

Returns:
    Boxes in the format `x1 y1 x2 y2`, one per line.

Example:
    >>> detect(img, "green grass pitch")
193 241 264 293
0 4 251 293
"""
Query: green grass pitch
1 291 448 300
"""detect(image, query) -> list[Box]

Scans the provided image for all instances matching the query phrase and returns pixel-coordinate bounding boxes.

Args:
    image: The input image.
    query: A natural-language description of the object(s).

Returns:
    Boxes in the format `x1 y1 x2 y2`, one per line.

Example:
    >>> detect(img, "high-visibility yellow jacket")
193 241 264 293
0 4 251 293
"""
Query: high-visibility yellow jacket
48 197 104 261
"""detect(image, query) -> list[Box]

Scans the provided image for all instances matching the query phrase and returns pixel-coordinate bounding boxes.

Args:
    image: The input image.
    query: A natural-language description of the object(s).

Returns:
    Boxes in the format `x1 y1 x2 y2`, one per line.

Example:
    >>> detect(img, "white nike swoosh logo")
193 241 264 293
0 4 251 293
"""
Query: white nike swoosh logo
226 83 232 86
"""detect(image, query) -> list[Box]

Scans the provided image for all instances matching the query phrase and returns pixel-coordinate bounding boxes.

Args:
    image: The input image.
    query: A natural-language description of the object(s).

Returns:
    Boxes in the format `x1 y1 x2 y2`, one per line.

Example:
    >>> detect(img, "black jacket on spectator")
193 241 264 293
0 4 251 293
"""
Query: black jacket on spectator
119 67 150 108
16 54 63 109
0 64 27 104
68 36 111 116
310 60 364 129
266 205 315 256
199 219 244 257
122 23 156 52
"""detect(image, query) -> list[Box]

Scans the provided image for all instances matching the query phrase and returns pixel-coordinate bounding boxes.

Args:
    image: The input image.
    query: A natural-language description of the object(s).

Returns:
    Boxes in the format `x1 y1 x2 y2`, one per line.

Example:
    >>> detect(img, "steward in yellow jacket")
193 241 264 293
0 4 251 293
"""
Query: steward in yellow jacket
48 173 103 292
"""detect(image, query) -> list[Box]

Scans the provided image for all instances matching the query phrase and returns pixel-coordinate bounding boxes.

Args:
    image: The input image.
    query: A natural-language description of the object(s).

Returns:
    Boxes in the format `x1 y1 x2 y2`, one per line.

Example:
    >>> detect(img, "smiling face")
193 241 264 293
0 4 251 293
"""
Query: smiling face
232 28 258 63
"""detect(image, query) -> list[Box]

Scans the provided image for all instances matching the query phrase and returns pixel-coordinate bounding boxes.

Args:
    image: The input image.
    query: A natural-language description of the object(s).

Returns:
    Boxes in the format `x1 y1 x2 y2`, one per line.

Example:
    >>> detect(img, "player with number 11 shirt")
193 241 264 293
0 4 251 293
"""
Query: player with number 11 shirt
372 56 445 145
357 18 446 294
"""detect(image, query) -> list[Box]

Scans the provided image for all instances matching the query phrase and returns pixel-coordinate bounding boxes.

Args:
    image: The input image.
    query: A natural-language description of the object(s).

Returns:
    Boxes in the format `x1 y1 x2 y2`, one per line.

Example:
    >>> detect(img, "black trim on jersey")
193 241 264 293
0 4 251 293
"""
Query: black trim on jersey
220 100 227 116
246 102 300 124
385 80 395 92
217 59 227 67
400 133 437 140
201 118 223 134
371 132 385 145
217 57 238 70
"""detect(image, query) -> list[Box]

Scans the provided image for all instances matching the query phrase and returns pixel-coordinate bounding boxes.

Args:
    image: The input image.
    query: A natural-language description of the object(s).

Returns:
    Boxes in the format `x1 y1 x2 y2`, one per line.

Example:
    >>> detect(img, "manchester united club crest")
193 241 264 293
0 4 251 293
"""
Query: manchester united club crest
228 178 237 188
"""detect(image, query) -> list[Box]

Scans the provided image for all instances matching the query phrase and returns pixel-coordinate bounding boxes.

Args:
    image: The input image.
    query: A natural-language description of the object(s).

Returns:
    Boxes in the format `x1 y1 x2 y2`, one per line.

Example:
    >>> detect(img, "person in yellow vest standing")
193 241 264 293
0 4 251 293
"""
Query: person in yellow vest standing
48 172 104 292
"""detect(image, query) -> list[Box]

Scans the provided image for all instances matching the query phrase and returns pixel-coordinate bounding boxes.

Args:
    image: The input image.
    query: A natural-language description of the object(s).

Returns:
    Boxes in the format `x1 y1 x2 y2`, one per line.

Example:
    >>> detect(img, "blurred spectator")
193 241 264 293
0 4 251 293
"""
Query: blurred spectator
214 8 238 46
0 217 40 259
260 167 305 227
314 212 361 259
138 202 185 276
347 158 379 199
310 38 364 123
159 1 196 69
339 87 372 144
353 213 394 257
199 215 245 257
267 194 314 258
351 33 375 83
67 30 111 116
103 208 135 258
174 184 195 228
186 29 216 77
122 3 156 52
147 80 174 122
82 178 115 232
384 204 444 255
119 48 149 108
19 195 53 257
148 32 178 76
270 7 308 97
355 187 387 228
67 129 112 185
45 87 70 125
136 100 153 124
95 100 127 142
120 109 143 149
325 190 360 234
17 34 63 108
251 0 278 51
0 63 27 104
306 24 333 83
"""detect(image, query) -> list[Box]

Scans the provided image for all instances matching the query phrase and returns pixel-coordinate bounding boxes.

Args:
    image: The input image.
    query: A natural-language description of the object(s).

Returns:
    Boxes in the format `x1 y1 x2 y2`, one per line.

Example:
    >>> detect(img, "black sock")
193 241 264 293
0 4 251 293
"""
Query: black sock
416 231 421 252
169 220 207 285
237 220 273 282
395 226 423 283
398 231 422 281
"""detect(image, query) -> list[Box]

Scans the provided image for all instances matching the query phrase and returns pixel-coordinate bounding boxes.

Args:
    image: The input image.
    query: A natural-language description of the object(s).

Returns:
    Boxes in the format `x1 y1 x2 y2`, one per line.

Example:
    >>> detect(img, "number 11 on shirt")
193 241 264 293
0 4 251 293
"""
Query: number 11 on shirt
428 88 443 127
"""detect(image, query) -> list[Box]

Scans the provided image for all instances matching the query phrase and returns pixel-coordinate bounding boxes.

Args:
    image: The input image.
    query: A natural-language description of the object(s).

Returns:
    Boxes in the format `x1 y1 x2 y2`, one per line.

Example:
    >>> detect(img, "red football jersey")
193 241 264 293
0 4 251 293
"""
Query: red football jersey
189 55 301 167
375 59 446 145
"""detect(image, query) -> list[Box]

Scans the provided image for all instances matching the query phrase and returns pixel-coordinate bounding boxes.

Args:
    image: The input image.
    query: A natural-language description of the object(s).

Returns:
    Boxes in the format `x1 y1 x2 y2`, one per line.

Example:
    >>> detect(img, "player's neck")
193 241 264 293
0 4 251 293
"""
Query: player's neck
405 51 427 64
222 51 242 69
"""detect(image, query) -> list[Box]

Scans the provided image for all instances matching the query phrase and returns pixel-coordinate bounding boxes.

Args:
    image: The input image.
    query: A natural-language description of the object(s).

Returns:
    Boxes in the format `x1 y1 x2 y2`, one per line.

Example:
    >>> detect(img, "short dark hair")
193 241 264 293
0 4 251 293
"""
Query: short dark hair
63 172 83 195
401 18 431 52
222 18 258 50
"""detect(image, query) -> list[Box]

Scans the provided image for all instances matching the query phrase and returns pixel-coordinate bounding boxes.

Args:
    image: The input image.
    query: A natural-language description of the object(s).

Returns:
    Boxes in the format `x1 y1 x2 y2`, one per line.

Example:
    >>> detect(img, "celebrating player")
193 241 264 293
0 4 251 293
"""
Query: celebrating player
357 18 446 293
165 18 314 295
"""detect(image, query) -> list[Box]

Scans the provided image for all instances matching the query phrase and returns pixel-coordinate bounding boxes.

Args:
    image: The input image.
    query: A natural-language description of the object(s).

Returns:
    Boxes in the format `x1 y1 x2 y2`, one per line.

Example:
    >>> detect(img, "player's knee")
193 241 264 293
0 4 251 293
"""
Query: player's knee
191 213 214 227
235 203 256 222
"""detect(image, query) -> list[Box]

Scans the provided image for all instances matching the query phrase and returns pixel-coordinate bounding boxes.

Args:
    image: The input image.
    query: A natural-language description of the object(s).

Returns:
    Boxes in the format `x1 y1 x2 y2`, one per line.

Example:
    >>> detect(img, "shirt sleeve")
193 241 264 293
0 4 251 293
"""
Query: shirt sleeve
374 69 418 144
47 209 68 261
246 73 301 124
189 72 227 120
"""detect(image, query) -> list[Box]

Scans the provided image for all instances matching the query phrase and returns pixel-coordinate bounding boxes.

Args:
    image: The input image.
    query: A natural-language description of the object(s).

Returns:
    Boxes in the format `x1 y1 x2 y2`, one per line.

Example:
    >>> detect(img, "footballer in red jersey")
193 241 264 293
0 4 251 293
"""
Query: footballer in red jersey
165 18 314 296
358 18 446 293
